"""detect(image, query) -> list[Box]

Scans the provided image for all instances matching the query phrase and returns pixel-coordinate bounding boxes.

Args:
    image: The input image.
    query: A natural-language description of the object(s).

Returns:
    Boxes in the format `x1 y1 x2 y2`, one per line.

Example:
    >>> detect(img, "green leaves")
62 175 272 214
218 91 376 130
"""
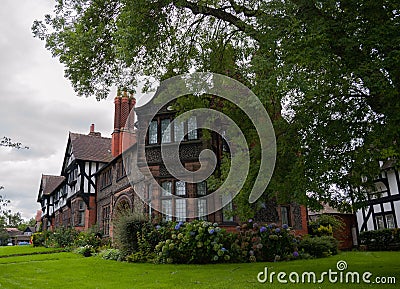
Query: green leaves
33 1 400 212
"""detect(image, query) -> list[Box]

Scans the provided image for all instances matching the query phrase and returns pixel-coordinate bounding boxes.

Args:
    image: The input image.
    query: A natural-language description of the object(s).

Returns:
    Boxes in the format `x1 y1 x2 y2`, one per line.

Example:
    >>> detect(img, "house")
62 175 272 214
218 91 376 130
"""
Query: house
37 125 112 231
5 228 21 245
38 89 308 237
37 175 65 231
356 160 400 232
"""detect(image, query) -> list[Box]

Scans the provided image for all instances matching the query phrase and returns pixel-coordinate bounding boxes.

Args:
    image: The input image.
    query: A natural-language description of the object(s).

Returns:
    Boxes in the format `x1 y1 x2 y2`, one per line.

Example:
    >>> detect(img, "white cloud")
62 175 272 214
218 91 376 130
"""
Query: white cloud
0 0 115 220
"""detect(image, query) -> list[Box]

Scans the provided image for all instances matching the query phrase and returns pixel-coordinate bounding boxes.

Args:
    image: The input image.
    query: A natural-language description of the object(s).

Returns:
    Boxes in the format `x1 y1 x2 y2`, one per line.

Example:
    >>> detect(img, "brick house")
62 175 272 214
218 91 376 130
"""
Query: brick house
38 90 308 236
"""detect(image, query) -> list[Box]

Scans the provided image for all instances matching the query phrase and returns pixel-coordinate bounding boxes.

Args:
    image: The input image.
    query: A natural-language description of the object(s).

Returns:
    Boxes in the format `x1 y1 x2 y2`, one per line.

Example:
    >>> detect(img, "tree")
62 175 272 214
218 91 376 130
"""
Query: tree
0 137 29 149
17 218 36 232
32 1 400 215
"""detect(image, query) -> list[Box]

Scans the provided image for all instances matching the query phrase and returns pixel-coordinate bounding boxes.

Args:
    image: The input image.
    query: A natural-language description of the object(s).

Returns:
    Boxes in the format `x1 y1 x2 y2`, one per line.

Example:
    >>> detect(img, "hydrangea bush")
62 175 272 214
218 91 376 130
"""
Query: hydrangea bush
154 220 231 264
229 220 300 262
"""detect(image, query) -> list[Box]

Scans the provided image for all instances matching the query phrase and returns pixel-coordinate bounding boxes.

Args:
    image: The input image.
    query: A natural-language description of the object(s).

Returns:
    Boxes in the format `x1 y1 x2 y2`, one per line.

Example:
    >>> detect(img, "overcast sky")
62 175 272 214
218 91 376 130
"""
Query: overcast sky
0 0 118 220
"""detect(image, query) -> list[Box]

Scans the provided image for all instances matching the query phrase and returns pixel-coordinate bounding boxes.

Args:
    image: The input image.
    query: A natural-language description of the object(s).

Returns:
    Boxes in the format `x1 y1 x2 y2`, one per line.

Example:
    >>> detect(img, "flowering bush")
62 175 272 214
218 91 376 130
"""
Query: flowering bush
73 231 101 248
45 227 79 248
31 231 51 247
74 245 96 257
229 220 300 262
154 220 231 264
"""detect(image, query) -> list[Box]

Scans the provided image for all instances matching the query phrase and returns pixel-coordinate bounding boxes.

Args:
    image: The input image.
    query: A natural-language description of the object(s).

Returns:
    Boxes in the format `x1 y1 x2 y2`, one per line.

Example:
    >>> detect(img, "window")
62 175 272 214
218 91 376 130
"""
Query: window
68 167 78 184
161 181 172 196
375 215 385 230
175 199 186 221
386 214 395 229
161 180 187 221
100 169 112 189
161 119 171 143
197 181 207 196
148 115 199 145
281 206 290 226
149 120 158 144
198 199 207 220
187 116 198 140
162 199 172 221
102 206 110 236
116 161 126 180
77 201 85 226
175 181 186 196
174 120 185 142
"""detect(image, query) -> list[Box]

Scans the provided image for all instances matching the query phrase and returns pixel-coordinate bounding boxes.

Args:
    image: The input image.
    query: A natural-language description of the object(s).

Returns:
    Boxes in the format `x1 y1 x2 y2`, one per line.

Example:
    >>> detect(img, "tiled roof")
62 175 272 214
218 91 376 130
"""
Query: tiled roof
41 175 65 196
70 132 112 163
6 228 22 237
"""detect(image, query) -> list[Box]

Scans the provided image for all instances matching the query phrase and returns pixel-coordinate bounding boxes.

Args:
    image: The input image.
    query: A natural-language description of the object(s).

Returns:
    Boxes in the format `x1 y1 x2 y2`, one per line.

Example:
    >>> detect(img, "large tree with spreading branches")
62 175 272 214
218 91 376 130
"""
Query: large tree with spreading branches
32 0 400 217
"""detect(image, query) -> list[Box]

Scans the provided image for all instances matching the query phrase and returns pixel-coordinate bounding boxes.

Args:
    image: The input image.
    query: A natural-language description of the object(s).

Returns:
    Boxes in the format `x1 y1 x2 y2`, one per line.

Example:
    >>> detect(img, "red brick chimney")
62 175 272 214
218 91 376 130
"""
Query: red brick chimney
88 123 101 137
111 90 136 157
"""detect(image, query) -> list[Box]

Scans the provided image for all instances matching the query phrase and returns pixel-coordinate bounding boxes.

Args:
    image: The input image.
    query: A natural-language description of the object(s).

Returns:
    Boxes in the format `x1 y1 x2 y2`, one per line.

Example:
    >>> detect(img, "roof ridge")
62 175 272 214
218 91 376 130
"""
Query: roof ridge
70 131 111 140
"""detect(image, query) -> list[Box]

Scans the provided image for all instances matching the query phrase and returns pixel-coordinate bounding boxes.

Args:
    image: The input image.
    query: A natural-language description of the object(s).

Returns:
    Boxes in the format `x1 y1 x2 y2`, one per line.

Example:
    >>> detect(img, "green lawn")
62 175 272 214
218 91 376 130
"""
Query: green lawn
0 245 62 257
0 248 398 288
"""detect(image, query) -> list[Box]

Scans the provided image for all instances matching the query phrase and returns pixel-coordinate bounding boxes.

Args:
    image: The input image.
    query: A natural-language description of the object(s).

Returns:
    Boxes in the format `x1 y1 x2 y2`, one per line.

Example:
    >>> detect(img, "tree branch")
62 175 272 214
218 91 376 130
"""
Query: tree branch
173 0 261 42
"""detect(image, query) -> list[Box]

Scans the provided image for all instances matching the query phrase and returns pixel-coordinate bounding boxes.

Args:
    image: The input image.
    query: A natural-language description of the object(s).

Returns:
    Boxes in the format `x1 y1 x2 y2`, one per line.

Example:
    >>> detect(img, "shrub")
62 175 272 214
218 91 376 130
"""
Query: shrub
113 209 147 257
73 231 101 248
98 248 124 261
299 235 338 258
359 228 400 251
309 214 345 237
229 221 300 262
44 227 79 248
74 245 96 257
154 220 231 264
31 232 46 247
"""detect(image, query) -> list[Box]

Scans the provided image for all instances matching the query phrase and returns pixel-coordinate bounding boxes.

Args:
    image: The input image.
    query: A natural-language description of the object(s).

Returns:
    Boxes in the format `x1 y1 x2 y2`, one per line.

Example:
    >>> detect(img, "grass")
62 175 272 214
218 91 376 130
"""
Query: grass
0 247 399 288
0 245 63 258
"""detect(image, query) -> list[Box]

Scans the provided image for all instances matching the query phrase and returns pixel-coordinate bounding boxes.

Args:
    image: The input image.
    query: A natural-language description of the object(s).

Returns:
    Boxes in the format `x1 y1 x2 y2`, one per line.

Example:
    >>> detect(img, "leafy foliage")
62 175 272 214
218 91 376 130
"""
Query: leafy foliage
229 220 300 262
360 228 400 251
309 214 345 237
74 244 96 257
299 235 339 258
112 208 147 256
154 220 231 264
98 248 124 261
45 227 80 248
